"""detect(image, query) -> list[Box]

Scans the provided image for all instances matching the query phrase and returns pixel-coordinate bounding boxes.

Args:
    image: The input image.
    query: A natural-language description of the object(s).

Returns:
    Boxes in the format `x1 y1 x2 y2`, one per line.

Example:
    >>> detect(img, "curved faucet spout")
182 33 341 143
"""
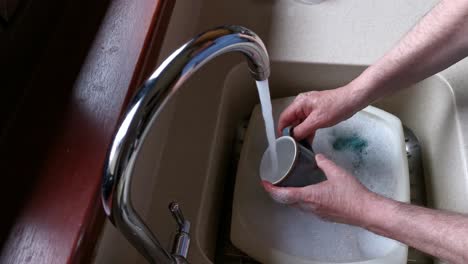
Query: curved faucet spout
101 25 270 264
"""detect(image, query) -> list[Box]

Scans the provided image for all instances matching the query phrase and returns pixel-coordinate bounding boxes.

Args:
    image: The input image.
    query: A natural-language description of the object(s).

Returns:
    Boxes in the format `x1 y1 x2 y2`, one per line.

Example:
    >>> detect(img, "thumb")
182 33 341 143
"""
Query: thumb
315 154 344 180
261 181 304 204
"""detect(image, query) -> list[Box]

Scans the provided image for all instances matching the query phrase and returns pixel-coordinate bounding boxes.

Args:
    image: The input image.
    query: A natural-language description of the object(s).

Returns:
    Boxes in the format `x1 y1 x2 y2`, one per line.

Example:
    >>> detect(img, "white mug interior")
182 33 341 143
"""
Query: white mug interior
259 136 297 184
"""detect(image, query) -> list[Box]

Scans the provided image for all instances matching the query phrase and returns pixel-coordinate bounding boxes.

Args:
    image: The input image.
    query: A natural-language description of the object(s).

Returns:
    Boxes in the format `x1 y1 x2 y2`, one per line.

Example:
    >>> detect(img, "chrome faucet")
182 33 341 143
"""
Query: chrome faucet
101 25 270 264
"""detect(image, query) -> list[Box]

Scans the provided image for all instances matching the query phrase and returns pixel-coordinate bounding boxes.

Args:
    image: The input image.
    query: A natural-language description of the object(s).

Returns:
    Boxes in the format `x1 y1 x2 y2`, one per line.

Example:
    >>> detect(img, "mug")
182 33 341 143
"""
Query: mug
259 126 327 187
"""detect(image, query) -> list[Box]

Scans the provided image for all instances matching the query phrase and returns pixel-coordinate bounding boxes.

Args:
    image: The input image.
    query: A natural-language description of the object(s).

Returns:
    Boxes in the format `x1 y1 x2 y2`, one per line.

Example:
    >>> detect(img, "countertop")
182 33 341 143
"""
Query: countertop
0 0 174 263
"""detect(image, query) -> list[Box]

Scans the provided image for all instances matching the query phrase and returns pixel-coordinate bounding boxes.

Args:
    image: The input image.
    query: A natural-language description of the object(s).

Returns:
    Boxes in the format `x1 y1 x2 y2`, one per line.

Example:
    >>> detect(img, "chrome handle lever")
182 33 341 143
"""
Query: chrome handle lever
169 202 190 259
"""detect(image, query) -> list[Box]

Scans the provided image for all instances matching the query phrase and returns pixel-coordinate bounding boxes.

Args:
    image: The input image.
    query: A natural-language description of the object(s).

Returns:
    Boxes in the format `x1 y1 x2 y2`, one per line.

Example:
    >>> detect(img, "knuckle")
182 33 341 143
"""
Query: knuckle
302 189 319 203
296 93 310 104
318 158 333 169
304 117 318 128
297 93 307 99
269 189 295 204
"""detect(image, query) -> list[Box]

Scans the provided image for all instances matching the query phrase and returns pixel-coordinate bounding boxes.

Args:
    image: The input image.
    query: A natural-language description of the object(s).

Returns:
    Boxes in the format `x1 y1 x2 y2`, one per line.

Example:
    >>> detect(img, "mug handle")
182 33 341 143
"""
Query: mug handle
282 126 313 151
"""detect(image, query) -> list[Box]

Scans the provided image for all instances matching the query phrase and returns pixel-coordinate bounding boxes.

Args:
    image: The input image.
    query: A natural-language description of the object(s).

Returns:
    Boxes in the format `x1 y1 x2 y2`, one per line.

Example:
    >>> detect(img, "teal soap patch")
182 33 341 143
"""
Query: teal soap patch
332 135 368 152
332 134 368 168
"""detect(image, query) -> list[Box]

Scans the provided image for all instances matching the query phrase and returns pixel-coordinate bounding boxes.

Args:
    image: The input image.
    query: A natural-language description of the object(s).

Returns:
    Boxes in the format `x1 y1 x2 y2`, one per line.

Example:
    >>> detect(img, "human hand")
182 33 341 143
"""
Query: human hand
278 86 365 141
262 154 378 226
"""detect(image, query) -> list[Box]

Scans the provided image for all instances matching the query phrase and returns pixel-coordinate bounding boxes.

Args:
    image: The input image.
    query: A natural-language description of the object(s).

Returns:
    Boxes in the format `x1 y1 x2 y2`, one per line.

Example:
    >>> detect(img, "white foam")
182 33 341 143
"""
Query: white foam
312 111 398 198
237 107 402 262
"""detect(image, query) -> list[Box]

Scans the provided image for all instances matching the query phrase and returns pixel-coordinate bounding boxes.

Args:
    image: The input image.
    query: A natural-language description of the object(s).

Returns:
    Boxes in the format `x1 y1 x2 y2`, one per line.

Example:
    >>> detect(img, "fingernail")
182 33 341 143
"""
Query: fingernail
315 154 324 162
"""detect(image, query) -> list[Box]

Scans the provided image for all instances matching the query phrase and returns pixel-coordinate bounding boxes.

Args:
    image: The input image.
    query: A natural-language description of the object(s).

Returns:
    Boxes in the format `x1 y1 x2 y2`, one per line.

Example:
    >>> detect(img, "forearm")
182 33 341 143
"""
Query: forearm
350 0 468 107
362 193 468 264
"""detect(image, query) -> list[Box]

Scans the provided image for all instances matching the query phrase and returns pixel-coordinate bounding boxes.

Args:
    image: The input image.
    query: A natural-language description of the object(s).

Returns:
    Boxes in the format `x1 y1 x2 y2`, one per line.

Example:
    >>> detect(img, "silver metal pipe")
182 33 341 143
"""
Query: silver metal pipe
101 25 270 264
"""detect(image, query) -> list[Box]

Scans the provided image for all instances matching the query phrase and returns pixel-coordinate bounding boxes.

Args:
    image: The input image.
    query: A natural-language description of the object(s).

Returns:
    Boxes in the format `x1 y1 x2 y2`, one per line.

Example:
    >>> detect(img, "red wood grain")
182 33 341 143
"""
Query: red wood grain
0 0 175 263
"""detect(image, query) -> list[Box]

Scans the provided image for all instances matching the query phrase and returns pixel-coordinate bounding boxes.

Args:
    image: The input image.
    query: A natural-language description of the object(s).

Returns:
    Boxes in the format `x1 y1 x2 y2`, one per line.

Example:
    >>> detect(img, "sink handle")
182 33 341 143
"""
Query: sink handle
169 202 190 233
169 202 191 258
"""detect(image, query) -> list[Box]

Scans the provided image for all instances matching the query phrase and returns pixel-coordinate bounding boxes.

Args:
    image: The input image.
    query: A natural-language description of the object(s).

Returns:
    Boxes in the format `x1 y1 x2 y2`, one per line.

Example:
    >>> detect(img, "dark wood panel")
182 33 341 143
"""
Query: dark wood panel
0 0 23 22
0 0 67 139
0 0 175 263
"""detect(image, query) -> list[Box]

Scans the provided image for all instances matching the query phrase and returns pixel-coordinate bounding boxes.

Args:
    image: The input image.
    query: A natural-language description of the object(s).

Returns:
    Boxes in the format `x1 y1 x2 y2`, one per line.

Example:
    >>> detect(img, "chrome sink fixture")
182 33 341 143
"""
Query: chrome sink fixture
100 25 270 264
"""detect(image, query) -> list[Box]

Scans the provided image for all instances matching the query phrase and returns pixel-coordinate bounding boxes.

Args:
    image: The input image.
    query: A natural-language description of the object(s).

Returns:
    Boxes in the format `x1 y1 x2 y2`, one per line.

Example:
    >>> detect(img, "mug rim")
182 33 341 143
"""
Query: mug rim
260 135 299 185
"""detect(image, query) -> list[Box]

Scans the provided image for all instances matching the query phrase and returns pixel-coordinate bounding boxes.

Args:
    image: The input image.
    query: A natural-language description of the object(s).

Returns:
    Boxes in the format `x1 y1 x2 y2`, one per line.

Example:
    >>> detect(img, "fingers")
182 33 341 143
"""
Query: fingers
292 113 321 140
277 100 305 135
278 102 318 140
261 181 305 204
315 154 345 180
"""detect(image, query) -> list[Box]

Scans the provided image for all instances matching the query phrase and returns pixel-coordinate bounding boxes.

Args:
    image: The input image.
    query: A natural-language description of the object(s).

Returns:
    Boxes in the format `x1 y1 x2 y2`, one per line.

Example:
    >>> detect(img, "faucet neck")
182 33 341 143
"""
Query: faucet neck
102 25 270 264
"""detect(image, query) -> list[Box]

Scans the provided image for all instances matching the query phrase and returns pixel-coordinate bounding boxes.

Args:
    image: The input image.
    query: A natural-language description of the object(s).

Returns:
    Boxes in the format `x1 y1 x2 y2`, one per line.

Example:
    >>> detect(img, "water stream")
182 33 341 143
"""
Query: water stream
256 79 278 173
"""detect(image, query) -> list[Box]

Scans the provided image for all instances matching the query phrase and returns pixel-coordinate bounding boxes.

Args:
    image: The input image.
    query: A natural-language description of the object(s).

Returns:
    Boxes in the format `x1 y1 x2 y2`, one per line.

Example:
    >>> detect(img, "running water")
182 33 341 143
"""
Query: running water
256 79 278 173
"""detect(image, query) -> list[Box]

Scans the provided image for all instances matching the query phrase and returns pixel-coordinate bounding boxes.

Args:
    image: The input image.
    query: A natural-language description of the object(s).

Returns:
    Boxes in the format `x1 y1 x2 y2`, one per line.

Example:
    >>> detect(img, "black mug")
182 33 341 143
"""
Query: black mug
259 126 327 187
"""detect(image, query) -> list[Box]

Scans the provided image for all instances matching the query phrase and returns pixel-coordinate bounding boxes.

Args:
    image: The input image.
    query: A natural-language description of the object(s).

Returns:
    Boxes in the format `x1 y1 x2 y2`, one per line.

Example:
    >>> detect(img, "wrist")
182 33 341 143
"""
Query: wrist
335 84 371 118
346 66 388 108
355 191 401 235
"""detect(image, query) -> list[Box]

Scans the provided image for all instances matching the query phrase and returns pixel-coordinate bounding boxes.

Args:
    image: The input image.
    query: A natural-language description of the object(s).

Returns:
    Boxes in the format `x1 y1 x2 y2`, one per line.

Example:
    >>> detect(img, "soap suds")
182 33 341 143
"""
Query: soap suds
239 109 401 262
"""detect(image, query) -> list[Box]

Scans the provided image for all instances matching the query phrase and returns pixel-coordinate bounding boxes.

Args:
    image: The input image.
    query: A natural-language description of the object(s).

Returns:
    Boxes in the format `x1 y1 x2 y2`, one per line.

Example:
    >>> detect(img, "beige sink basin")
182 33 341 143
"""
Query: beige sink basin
231 98 410 264
92 0 468 263
93 60 468 264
